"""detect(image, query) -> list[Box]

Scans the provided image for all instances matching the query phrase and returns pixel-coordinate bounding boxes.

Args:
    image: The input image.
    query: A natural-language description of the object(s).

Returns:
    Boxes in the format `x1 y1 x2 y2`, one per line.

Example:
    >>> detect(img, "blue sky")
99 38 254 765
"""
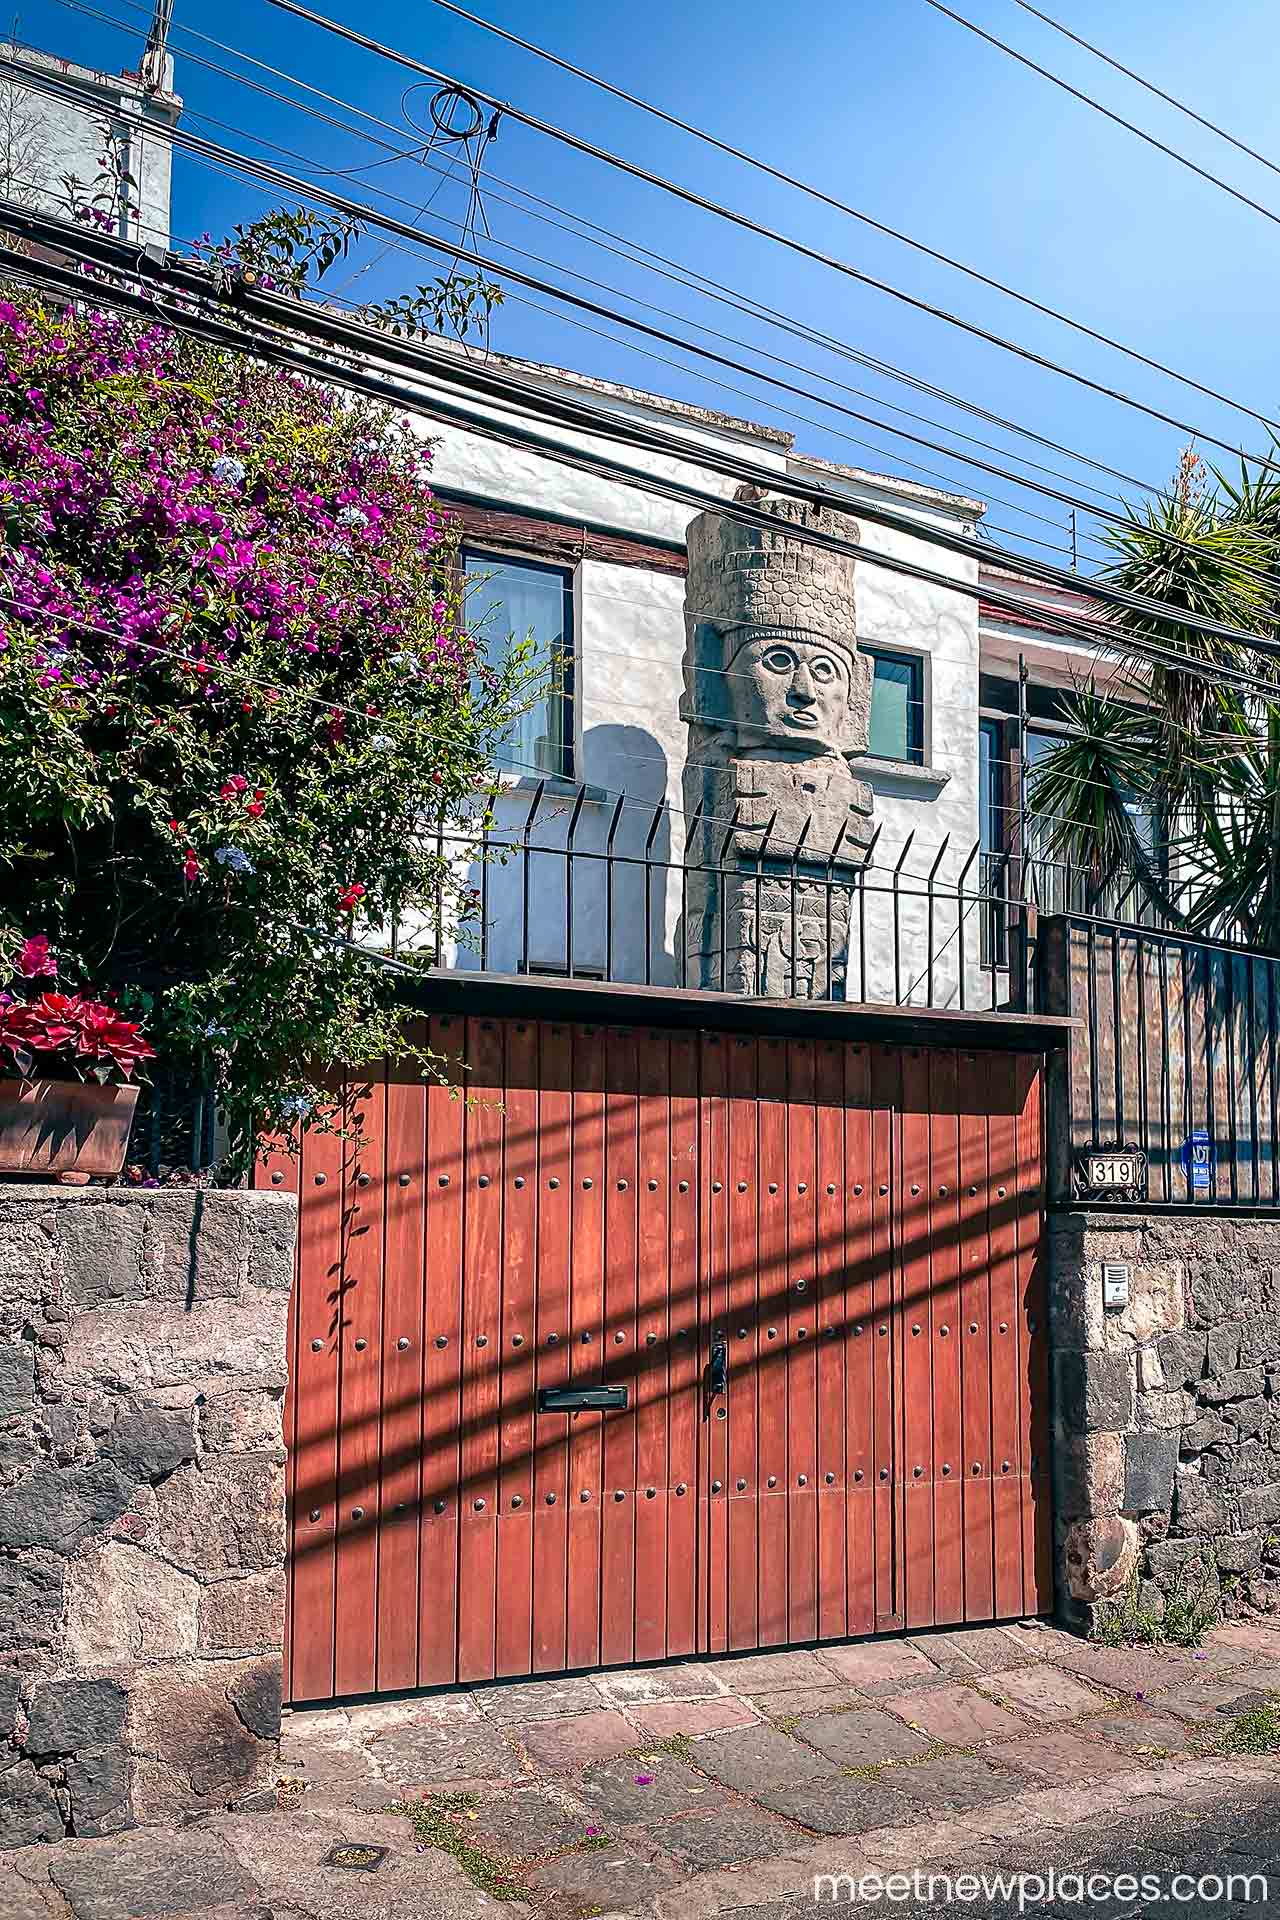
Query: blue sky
28 0 1280 568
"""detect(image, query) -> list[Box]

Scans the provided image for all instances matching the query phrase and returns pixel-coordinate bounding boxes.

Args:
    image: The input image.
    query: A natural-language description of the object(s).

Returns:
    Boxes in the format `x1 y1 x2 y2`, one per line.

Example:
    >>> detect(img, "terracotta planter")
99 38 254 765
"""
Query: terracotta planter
0 1078 141 1181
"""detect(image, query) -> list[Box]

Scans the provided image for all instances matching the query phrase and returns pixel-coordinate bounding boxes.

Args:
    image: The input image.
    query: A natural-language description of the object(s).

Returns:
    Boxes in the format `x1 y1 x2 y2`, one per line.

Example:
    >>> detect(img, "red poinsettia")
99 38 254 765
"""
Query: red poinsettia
0 967 156 1084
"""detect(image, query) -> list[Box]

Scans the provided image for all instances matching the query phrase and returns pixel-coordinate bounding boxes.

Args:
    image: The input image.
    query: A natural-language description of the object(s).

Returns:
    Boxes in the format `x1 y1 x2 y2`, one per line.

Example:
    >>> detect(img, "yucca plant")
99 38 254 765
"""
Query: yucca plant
1028 447 1280 950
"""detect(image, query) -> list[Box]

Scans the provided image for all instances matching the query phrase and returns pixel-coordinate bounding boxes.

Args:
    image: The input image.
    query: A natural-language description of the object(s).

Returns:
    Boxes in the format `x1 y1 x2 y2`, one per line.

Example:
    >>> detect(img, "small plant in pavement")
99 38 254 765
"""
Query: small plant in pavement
1217 1702 1280 1756
389 1793 523 1902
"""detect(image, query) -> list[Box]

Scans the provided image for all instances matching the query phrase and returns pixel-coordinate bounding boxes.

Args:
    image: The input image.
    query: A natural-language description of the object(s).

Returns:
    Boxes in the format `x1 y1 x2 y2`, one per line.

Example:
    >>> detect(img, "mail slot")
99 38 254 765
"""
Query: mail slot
537 1385 629 1413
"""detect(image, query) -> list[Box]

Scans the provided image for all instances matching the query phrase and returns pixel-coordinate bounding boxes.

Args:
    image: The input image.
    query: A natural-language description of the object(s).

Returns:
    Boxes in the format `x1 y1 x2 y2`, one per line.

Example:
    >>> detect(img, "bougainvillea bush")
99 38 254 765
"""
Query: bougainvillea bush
0 285 529 1171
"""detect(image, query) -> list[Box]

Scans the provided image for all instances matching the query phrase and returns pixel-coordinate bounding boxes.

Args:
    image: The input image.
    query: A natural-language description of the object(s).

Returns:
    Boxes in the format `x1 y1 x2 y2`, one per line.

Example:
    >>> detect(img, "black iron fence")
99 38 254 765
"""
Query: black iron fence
420 783 1046 1013
1040 916 1280 1209
148 782 1280 1213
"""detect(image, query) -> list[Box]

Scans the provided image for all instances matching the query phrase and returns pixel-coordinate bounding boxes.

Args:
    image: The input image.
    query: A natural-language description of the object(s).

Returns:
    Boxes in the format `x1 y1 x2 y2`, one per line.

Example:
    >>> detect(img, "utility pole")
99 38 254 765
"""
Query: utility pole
140 0 173 91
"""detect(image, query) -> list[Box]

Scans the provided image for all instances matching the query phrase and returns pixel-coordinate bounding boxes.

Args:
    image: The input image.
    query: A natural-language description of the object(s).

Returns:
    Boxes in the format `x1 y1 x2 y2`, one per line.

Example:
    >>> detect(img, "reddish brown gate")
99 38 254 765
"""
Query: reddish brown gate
262 1014 1051 1704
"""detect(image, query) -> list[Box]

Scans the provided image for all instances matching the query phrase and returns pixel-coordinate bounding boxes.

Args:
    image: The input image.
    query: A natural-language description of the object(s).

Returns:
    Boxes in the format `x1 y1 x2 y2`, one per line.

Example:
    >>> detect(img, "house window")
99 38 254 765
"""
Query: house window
865 647 925 765
463 550 574 779
979 717 1008 964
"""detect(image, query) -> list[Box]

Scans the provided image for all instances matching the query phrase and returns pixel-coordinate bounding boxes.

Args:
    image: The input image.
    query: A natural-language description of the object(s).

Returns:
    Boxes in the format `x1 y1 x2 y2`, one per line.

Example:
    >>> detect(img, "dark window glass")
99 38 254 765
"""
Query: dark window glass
464 551 573 778
865 647 924 764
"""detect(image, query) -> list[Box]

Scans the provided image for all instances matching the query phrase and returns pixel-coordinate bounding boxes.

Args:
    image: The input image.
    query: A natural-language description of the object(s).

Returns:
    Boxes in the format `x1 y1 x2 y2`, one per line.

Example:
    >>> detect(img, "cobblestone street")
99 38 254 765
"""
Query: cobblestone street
5 1616 1280 1918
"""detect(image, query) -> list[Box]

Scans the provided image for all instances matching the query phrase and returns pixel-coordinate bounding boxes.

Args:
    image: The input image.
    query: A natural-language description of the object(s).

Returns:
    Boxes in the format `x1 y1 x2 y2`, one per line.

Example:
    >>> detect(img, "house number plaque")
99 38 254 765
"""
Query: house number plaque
1076 1147 1147 1200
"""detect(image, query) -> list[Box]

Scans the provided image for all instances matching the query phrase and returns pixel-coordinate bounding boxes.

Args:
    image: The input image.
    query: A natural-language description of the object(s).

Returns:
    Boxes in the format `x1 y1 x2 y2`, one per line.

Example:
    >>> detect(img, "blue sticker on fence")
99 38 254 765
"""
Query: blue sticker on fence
1180 1130 1214 1195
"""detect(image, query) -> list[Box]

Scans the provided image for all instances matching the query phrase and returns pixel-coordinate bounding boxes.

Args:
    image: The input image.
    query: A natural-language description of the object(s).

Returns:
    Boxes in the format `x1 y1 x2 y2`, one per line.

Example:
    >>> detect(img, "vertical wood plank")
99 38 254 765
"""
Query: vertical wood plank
376 1075 426 1693
566 1024 606 1670
496 1018 538 1678
957 1050 995 1623
870 1045 900 1630
701 1032 730 1654
420 1018 464 1687
756 1036 789 1646
456 1019 504 1684
532 1022 572 1673
634 1030 671 1662
601 1026 639 1667
988 1051 1025 1618
1016 1057 1054 1614
667 1029 701 1655
815 1040 848 1642
785 1040 819 1646
843 1043 876 1638
333 1072 386 1698
257 1136 301 1701
289 1107 344 1702
726 1034 760 1651
899 1046 935 1631
928 1051 964 1627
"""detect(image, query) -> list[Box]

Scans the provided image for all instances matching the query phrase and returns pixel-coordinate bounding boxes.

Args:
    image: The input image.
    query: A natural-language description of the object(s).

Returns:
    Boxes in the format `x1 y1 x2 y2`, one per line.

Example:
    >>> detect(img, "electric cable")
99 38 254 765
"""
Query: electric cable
9 223 1280 699
43 0 1174 505
23 62 1280 610
1011 0 1280 187
270 0 1280 450
927 0 1280 230
2 56 1130 559
14 193 1277 668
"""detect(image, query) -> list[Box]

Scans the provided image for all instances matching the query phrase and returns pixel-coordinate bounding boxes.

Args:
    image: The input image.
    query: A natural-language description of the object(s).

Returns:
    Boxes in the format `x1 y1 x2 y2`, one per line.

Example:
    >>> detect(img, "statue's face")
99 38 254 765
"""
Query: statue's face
727 633 856 750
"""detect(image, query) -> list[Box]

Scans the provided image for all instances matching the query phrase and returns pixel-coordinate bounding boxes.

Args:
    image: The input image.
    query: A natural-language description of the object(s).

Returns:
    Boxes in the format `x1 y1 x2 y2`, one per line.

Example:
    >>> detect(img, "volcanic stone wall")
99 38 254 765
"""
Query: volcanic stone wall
1050 1210 1280 1632
0 1185 295 1845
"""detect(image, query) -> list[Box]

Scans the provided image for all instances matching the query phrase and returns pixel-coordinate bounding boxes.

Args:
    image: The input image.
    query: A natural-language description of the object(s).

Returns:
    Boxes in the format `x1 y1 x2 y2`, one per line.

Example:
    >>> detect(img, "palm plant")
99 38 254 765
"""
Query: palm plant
1027 447 1280 950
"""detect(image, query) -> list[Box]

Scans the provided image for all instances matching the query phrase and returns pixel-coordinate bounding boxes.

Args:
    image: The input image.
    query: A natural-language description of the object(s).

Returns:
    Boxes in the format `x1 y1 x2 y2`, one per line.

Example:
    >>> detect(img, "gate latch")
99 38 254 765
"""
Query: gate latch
705 1338 728 1408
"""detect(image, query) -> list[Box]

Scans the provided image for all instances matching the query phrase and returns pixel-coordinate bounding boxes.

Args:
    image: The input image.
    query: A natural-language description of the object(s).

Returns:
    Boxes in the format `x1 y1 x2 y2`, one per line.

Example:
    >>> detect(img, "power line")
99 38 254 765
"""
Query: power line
0 589 1202 882
12 219 1280 698
2 273 1260 883
1012 0 1280 187
372 0 1280 441
3 59 1126 555
10 193 1267 667
138 112 1089 545
14 13 1135 549
928 0 1280 232
45 0 1164 506
267 0 1280 466
26 59 1280 611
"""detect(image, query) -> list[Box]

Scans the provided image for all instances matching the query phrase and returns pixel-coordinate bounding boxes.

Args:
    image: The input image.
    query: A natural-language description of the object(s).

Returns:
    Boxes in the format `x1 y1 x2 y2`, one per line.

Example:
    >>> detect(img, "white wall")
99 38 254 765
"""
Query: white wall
1 44 177 247
401 362 1000 1008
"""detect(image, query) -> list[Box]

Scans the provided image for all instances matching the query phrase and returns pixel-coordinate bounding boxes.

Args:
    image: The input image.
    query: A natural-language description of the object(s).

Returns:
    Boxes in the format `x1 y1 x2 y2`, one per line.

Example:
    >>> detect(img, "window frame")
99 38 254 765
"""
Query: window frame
462 545 577 783
862 642 927 767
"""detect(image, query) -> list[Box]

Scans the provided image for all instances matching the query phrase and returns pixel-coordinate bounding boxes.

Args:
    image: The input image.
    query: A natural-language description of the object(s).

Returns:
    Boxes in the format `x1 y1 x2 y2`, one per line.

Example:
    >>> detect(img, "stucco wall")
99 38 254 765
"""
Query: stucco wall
0 1187 294 1847
1049 1210 1280 1636
415 381 987 1005
1 46 177 247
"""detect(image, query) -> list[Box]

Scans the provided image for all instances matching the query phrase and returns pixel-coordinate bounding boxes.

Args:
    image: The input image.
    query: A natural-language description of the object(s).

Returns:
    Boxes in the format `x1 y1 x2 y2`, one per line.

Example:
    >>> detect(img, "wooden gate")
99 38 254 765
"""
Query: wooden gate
262 1013 1051 1704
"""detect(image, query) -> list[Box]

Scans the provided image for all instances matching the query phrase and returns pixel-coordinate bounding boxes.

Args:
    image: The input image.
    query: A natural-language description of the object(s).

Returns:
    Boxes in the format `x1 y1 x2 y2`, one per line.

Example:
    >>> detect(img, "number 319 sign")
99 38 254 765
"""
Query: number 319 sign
1077 1147 1147 1199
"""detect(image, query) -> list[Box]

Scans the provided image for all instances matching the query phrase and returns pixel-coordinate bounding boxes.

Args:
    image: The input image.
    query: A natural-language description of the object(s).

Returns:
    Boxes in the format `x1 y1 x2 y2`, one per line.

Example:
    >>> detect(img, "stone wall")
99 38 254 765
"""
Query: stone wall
1049 1210 1280 1634
0 1186 295 1847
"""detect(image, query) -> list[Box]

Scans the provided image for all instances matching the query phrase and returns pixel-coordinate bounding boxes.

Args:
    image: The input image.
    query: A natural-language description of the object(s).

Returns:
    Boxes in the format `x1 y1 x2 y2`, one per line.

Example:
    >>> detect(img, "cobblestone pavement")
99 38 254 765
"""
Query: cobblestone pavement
5 1618 1280 1919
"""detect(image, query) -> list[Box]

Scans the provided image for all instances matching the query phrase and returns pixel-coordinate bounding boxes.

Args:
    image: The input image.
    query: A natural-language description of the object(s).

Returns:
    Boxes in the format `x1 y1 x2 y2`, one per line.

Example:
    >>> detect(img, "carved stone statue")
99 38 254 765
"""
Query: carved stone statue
681 489 875 997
